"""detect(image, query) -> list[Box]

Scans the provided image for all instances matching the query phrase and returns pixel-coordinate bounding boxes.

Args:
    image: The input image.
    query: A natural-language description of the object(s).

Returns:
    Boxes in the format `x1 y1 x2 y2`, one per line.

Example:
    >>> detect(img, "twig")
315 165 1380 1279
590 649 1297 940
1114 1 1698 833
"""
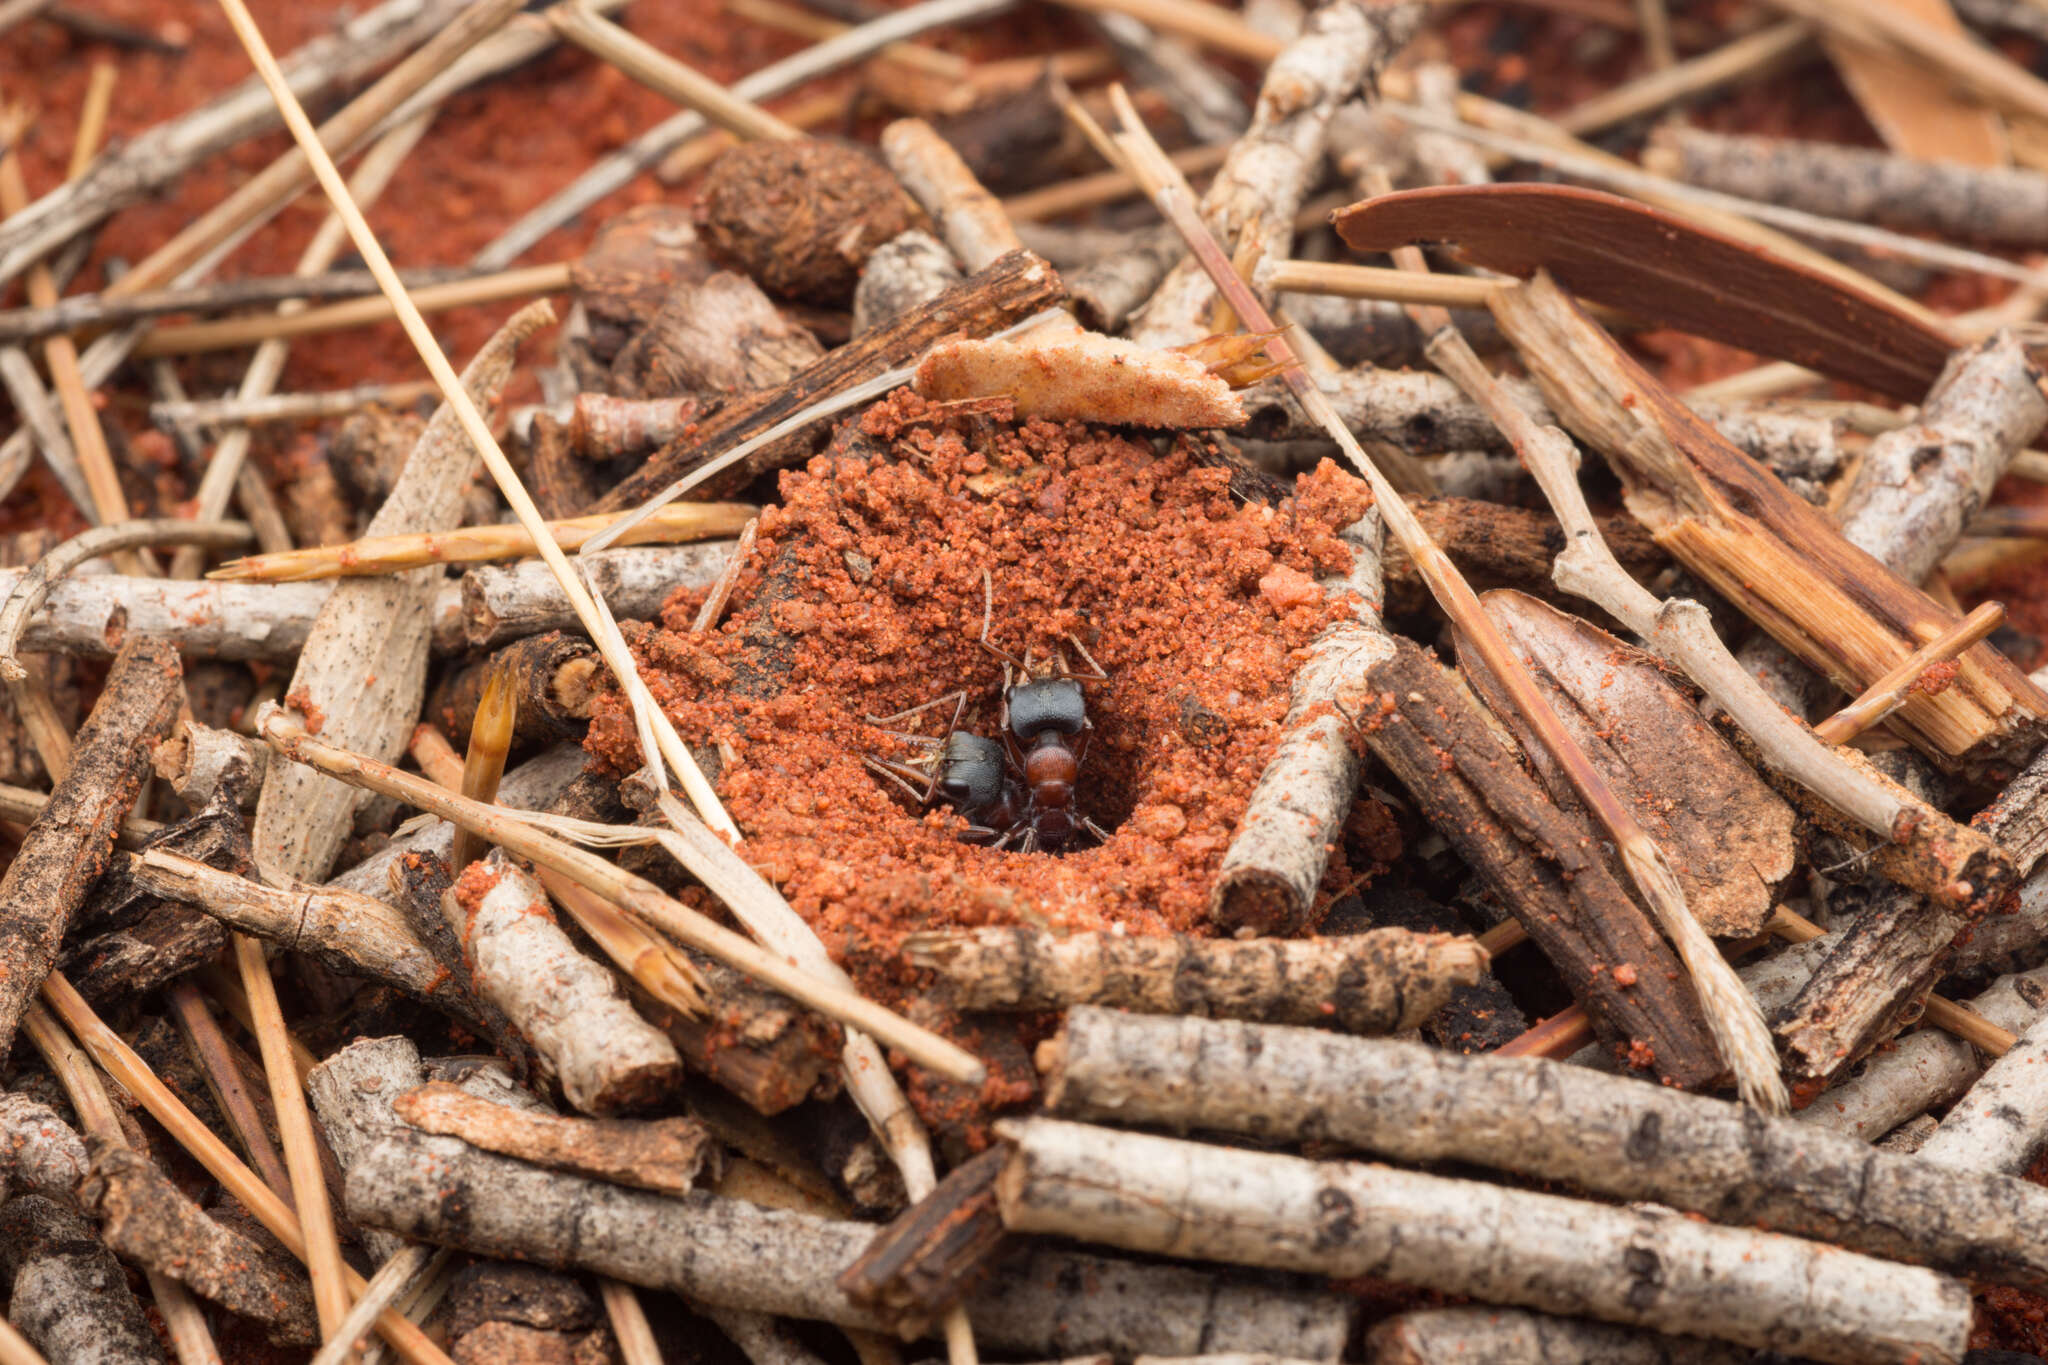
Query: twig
151 379 438 430
257 708 982 1083
995 1117 1969 1365
395 1081 717 1192
550 1 797 142
309 1248 447 1365
1000 143 1228 221
448 659 515 874
602 1281 662 1365
471 0 1019 271
131 263 572 356
1043 1007 2048 1292
211 503 753 582
1557 20 1815 133
164 980 295 1199
1814 602 2006 744
1762 0 2048 123
0 266 476 344
1114 96 1786 1110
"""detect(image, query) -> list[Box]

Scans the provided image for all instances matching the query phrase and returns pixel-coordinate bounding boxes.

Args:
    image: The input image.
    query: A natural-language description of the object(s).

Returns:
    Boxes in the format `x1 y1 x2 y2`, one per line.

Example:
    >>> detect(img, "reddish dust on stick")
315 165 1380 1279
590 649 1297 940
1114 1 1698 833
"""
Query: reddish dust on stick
586 393 1380 1016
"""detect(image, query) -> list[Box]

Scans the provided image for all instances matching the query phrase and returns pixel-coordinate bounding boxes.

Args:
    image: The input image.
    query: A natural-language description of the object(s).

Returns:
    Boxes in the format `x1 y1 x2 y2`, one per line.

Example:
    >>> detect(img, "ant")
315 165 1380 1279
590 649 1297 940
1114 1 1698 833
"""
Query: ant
861 574 1112 853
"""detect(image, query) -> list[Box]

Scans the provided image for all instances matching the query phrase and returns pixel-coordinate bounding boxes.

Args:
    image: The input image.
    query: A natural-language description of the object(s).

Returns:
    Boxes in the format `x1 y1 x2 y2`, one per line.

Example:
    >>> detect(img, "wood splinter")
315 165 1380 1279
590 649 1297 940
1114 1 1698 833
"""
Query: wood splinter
394 1081 720 1195
906 926 1485 1033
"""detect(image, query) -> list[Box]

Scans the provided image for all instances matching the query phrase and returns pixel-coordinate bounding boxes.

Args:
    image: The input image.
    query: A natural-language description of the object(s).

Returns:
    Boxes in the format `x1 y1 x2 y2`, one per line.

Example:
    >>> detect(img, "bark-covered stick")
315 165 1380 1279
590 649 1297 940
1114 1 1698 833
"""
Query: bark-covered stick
0 1195 167 1365
445 850 684 1115
883 119 1024 272
1648 125 2048 247
253 300 549 883
907 927 1484 1031
461 545 732 648
1366 1308 1747 1365
1916 1007 2048 1173
994 1117 1971 1365
1211 511 1388 935
1043 1007 2048 1292
0 1091 87 1202
0 636 180 1061
346 1126 1354 1356
853 231 964 336
1130 0 1422 347
392 1081 718 1195
150 378 438 430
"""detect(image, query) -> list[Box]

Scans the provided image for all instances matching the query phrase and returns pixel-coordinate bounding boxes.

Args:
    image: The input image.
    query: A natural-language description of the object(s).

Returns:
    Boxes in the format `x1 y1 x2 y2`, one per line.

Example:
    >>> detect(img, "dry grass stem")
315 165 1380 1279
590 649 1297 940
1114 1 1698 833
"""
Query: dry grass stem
132 262 572 356
210 503 754 582
151 378 439 430
1263 259 1498 307
602 1280 662 1365
449 658 516 873
551 1 796 141
1554 20 1813 135
308 1248 445 1365
165 981 296 1199
0 1318 48 1365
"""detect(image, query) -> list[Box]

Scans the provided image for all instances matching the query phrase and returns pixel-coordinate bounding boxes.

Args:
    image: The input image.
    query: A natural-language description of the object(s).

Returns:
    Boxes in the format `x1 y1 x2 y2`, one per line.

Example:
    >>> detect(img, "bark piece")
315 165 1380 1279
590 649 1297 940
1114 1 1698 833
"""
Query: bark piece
597 249 1065 507
59 900 225 1008
393 1081 718 1195
1457 591 1796 937
913 330 1244 427
1488 273 2048 782
994 1117 1971 1365
346 1126 1356 1357
838 1146 1010 1335
82 1139 318 1344
153 718 267 809
572 204 714 368
609 272 825 400
1212 509 1386 934
1386 498 1668 618
648 949 839 1115
0 635 180 1061
1044 1007 2048 1293
429 633 600 750
1336 184 1953 401
0 1194 166 1365
254 302 548 882
1916 1007 2048 1173
0 1092 86 1203
906 927 1484 1032
697 138 915 305
447 849 683 1114
1131 0 1423 347
1651 126 2048 247
1356 635 1720 1087
1366 1307 1748 1365
853 230 964 337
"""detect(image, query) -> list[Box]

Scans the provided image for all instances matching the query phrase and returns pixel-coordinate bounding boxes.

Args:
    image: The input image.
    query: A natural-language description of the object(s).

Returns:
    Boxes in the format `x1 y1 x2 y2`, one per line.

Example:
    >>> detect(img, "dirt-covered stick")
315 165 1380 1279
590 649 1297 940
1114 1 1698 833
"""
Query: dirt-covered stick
213 504 753 583
0 1092 87 1202
1042 1007 2048 1292
1650 128 2048 247
253 301 549 883
907 927 1484 1031
1211 512 1389 934
0 0 465 291
1130 0 1422 347
346 1126 1353 1356
1366 1308 1748 1365
0 637 179 1061
1916 1008 2048 1173
855 232 966 336
445 850 683 1115
0 1195 167 1365
995 1117 1969 1365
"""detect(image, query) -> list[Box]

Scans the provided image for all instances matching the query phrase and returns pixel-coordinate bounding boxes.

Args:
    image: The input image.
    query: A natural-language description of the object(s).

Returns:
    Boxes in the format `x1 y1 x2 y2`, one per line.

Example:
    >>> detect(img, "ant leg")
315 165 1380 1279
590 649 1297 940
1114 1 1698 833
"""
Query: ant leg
1061 632 1110 682
866 688 970 730
1081 816 1114 843
862 755 940 808
977 567 1024 670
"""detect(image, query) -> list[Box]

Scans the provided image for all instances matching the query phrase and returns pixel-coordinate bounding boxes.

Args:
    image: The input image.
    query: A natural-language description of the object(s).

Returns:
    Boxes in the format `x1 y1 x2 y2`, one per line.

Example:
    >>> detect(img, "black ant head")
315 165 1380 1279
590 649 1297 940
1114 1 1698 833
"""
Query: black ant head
1006 677 1087 741
934 731 1007 812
